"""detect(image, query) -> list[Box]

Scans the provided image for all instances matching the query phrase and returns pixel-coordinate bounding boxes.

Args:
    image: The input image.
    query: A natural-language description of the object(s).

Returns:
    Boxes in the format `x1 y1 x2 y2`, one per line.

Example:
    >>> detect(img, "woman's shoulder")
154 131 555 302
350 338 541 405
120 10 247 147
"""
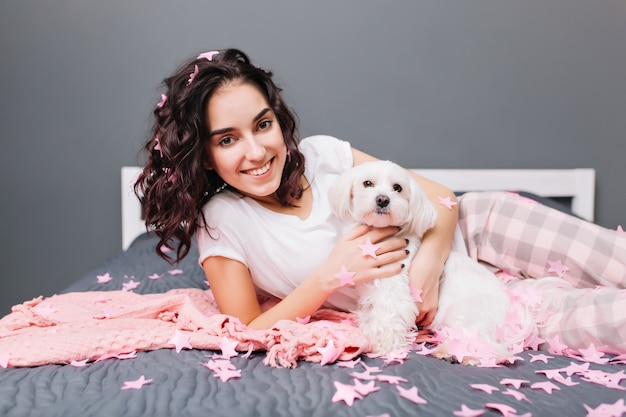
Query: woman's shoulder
299 134 349 151
299 135 353 173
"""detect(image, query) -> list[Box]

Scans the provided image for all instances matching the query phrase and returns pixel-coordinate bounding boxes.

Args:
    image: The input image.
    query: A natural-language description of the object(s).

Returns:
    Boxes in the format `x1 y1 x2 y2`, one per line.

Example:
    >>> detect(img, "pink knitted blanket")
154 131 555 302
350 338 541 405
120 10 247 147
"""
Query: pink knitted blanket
0 289 370 368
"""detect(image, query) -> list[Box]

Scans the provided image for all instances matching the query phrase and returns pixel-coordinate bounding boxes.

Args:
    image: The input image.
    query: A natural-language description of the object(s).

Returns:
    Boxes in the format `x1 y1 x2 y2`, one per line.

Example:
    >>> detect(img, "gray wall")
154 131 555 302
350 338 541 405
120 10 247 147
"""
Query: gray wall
1 0 625 315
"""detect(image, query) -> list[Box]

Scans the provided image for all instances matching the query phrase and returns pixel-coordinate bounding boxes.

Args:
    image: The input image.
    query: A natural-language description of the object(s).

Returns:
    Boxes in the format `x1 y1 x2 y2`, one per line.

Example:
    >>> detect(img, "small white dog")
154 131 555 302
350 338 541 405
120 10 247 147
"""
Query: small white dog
328 160 536 364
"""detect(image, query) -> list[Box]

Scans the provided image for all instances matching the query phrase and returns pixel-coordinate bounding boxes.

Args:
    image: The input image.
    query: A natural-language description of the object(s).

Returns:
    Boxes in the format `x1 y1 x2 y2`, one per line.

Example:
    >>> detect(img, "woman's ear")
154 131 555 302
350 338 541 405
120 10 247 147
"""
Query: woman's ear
327 169 357 222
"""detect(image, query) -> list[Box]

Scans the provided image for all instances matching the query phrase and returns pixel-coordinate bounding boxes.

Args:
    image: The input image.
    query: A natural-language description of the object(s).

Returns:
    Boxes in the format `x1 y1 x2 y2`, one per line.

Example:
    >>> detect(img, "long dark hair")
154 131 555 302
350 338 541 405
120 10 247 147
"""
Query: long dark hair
134 49 304 263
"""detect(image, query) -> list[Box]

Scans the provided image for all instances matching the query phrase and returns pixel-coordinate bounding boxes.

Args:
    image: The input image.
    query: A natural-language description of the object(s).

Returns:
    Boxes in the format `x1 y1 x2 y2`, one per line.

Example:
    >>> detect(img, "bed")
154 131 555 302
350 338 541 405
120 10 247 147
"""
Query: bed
2 166 624 417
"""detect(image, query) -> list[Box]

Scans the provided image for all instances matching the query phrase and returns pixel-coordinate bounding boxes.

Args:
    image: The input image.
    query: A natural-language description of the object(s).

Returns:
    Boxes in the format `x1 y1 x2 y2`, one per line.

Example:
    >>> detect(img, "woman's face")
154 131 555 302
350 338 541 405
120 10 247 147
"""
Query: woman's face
205 82 287 202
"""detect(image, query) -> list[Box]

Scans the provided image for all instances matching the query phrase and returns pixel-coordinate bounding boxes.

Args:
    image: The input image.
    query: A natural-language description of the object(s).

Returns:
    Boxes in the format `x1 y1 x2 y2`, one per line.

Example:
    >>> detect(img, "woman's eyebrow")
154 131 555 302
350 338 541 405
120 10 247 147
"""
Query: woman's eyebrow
209 108 271 138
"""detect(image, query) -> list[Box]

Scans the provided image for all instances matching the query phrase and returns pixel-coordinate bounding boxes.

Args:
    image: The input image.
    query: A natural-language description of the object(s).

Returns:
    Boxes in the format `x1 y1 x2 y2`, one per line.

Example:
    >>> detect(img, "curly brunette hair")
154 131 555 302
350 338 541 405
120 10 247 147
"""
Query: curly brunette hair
134 49 304 263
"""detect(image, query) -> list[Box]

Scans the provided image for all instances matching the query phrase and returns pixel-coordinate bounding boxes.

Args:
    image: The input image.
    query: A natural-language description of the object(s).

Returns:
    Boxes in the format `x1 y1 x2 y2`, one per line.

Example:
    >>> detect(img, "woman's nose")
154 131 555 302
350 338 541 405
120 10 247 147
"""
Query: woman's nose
244 136 265 161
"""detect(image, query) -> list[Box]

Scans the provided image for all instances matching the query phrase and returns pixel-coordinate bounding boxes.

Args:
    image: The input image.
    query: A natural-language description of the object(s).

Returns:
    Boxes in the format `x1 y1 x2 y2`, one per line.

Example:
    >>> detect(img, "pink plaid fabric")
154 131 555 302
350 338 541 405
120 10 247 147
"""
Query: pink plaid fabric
457 191 626 352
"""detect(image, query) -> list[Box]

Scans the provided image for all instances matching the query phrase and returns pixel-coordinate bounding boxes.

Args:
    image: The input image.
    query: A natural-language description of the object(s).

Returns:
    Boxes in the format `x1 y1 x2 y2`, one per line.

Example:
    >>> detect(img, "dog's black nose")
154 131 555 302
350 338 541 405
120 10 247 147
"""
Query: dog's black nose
376 195 390 208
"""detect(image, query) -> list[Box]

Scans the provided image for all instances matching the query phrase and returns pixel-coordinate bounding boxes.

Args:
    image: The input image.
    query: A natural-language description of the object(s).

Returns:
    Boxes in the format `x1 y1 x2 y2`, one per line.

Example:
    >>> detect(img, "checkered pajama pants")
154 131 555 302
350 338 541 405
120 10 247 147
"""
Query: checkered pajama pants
457 191 626 353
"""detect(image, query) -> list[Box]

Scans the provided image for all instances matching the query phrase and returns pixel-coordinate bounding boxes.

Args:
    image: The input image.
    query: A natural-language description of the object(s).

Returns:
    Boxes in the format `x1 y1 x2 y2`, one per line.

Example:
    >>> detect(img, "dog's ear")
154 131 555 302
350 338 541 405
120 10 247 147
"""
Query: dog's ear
405 178 438 238
328 169 357 222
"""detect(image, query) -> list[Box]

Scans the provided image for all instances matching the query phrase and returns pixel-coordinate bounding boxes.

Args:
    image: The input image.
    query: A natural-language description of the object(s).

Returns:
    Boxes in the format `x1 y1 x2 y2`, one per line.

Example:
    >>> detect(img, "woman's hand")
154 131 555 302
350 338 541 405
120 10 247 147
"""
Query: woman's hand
314 224 410 293
408 248 444 326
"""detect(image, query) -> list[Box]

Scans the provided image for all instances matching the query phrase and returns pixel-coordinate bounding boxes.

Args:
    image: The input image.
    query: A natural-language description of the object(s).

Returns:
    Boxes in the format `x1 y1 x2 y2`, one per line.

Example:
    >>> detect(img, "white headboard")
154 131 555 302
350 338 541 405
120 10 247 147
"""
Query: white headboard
121 166 595 250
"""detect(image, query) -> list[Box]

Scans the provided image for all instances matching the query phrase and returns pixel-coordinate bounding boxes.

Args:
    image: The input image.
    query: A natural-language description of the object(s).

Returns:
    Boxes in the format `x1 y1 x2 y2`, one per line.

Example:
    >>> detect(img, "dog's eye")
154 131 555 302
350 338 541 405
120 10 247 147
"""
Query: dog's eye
393 184 403 192
363 180 374 188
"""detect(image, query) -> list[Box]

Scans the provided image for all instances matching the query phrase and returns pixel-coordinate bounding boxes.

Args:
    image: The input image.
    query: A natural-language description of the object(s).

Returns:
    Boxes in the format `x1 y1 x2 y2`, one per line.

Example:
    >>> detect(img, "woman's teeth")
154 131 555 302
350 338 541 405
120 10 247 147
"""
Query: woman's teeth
244 161 271 176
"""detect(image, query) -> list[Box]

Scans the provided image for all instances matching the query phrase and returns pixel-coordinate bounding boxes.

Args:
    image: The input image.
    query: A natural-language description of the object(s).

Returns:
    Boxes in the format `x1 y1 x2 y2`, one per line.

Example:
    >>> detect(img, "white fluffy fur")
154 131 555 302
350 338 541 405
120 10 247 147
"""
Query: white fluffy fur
328 160 536 363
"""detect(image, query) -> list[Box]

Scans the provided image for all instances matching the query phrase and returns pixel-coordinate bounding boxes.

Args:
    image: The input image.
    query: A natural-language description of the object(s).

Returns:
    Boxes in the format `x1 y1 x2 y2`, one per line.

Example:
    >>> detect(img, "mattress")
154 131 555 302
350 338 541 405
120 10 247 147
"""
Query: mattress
1 229 624 417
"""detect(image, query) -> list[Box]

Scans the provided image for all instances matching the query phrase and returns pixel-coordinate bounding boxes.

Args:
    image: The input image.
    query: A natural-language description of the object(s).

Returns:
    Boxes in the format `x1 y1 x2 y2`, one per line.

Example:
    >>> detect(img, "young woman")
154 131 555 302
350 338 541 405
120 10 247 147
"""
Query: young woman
136 49 626 351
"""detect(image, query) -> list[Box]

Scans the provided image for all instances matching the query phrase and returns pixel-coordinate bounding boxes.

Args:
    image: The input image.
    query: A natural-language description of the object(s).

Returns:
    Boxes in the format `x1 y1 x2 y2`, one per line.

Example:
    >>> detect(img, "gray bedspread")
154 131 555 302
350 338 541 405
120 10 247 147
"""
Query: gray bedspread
1 232 624 417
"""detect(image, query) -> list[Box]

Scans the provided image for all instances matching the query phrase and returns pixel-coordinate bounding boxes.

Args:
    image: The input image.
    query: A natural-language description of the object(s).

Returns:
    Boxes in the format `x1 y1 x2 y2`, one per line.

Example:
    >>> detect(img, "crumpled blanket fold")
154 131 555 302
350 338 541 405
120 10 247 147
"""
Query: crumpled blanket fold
0 289 370 368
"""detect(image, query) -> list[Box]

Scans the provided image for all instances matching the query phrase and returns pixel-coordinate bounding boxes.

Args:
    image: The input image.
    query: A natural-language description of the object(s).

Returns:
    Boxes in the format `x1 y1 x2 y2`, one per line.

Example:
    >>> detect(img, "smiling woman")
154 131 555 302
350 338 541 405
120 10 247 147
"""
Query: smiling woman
204 83 289 202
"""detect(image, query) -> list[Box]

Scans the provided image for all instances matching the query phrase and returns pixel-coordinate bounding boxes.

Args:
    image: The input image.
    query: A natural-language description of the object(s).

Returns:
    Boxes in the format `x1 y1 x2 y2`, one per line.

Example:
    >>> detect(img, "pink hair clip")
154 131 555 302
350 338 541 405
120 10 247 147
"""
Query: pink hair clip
187 65 199 86
157 94 167 108
197 50 219 61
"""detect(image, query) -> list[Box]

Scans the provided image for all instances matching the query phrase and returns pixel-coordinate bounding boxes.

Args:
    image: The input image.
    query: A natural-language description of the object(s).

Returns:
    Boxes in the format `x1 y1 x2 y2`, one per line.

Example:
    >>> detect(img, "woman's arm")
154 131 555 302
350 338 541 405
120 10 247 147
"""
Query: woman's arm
351 148 458 325
203 225 410 330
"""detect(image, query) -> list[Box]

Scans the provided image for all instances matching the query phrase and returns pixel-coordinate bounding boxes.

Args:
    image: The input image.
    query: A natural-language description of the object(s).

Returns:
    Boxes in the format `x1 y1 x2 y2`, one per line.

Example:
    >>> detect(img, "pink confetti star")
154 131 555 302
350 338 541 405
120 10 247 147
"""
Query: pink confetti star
331 381 362 406
409 285 423 302
484 403 517 417
33 304 57 318
121 375 153 390
197 50 219 61
0 353 11 368
500 378 529 389
97 272 113 284
397 386 427 405
148 273 162 280
353 379 380 396
218 337 239 359
546 259 569 278
438 196 458 210
169 330 193 353
334 266 356 287
377 374 408 385
122 279 141 292
213 367 242 382
317 340 341 365
584 399 626 417
470 383 499 394
530 381 561 394
187 64 199 86
502 388 530 402
544 334 569 355
453 405 486 417
296 315 311 324
168 269 184 275
578 343 609 364
156 93 167 108
337 358 361 368
358 238 380 258
70 358 90 367
528 353 553 363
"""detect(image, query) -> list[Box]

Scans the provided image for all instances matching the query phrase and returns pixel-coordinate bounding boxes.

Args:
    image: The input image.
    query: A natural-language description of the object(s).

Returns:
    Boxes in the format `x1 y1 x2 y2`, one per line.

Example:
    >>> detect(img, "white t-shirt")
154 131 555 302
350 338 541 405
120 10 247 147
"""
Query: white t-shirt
196 135 360 311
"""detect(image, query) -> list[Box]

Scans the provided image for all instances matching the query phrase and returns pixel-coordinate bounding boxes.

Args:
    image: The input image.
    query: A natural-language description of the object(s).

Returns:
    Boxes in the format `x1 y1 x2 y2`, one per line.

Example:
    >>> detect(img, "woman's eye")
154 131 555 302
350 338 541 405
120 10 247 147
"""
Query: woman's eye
219 136 234 146
258 120 272 130
363 180 373 187
393 184 403 192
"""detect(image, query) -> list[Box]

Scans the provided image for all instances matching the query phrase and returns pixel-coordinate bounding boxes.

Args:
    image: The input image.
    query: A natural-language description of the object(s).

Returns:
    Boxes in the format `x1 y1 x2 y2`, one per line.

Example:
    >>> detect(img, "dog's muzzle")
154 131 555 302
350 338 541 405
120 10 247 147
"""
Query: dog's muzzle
376 195 390 208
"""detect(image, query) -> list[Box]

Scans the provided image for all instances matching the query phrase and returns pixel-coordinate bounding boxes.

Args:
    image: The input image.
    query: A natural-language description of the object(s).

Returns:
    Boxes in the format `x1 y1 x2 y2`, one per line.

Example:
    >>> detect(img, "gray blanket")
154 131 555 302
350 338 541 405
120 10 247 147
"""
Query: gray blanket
1 232 624 417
